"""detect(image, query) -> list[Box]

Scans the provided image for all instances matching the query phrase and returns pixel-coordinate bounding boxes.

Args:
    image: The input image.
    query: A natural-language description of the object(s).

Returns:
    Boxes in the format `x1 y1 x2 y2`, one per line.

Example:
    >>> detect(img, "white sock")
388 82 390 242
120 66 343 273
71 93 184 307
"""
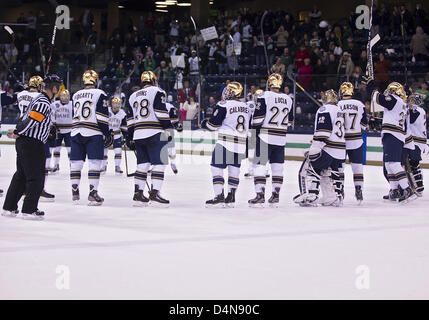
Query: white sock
211 166 224 196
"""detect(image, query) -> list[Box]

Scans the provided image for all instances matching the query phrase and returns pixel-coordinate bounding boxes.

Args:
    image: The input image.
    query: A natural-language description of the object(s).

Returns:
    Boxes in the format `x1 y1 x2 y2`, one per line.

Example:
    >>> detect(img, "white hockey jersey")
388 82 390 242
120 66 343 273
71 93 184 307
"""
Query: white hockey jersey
108 108 127 140
252 90 293 146
206 99 251 154
337 98 367 150
313 103 346 160
127 85 172 140
373 92 407 142
51 100 73 134
72 88 109 137
404 111 415 150
17 90 40 118
409 106 427 151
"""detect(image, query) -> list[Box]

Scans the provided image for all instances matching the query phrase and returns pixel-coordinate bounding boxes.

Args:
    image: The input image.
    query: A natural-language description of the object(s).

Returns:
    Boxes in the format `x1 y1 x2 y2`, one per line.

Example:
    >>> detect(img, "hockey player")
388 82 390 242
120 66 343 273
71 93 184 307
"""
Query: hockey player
337 82 367 203
201 81 251 207
406 93 426 196
17 76 55 201
293 90 346 207
70 70 110 205
244 89 269 178
248 73 293 207
0 88 17 197
102 97 127 174
126 71 174 206
51 89 73 172
371 82 415 202
165 99 182 174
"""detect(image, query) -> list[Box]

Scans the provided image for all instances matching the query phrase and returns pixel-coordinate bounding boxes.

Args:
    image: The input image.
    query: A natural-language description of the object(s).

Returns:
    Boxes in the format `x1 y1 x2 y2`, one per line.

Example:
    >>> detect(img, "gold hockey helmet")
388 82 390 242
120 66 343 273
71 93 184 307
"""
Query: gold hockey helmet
339 81 354 97
222 81 243 100
82 70 99 86
59 89 70 103
254 89 264 102
267 73 283 89
141 71 157 85
386 82 407 102
111 96 122 112
28 75 43 90
322 89 338 105
407 92 425 108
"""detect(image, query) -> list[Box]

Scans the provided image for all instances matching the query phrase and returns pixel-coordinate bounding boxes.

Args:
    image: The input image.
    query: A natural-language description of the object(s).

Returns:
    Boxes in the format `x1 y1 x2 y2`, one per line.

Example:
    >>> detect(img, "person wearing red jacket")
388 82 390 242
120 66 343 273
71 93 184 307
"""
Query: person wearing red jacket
177 80 195 104
295 45 309 69
298 58 314 90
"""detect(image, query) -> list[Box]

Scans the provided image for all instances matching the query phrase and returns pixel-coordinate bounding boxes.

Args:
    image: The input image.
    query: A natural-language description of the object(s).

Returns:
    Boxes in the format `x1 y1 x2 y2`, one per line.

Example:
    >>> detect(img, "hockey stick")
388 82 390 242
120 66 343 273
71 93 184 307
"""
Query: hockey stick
286 69 322 108
260 11 270 77
364 0 380 82
1 26 19 81
190 16 203 125
400 12 408 85
45 24 57 75
123 143 134 177
38 38 46 76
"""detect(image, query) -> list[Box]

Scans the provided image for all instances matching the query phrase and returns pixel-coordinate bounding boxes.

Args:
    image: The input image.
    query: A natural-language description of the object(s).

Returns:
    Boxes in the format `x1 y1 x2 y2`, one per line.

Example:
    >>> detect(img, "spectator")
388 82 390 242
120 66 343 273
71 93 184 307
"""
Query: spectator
247 85 257 102
115 63 125 78
413 4 426 30
358 50 368 72
208 42 218 74
280 47 292 68
309 31 321 47
144 58 156 72
271 57 286 77
188 50 201 86
56 54 69 82
350 66 363 90
275 25 288 48
253 35 265 66
337 52 354 83
170 19 180 41
374 52 392 89
299 17 314 36
326 53 338 89
266 36 275 66
295 45 309 69
80 9 94 42
313 58 326 91
298 57 313 89
178 80 195 104
205 96 216 118
410 26 429 64
215 42 228 74
242 19 253 51
154 60 171 90
416 82 429 113
309 5 322 25
182 96 199 120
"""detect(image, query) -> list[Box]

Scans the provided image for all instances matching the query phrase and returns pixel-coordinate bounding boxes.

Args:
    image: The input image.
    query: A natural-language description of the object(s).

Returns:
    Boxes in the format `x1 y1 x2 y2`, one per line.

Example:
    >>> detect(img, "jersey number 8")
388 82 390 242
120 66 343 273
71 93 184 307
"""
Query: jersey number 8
236 115 246 133
134 99 150 119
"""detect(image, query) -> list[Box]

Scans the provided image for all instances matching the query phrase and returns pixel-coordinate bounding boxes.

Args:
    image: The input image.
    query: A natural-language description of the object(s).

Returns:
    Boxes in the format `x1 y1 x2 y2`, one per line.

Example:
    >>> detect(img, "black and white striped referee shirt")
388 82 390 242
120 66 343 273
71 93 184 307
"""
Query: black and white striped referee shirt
16 92 53 143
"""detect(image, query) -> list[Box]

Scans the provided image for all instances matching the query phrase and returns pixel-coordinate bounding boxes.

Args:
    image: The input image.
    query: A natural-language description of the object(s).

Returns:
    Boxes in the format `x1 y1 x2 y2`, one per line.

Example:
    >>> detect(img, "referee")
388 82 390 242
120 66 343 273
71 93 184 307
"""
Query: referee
2 75 62 220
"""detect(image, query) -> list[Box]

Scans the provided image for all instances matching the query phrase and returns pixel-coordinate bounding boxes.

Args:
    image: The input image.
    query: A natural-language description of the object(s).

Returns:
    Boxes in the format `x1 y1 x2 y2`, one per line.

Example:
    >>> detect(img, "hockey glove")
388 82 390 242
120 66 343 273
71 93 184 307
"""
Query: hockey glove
174 122 183 132
104 131 114 148
125 137 136 150
200 118 208 129
48 125 58 142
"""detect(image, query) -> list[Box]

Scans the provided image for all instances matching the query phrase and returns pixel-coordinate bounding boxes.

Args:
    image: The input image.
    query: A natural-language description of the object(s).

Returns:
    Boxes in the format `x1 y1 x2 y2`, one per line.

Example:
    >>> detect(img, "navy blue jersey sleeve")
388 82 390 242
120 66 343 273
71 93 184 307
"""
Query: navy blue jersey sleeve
205 104 227 131
376 93 397 110
361 107 368 128
1 92 16 106
126 103 135 140
169 107 179 123
95 93 109 135
409 109 420 124
154 91 172 129
251 97 267 127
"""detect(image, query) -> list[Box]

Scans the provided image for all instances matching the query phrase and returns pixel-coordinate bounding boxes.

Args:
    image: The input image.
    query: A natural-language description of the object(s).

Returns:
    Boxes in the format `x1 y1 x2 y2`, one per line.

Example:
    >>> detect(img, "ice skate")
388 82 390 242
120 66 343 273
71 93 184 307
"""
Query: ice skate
133 185 149 207
72 184 80 202
170 163 178 174
40 189 55 202
355 186 363 204
88 185 104 206
248 188 265 208
398 187 417 204
206 191 225 208
224 189 236 208
115 166 123 174
2 209 19 217
22 209 45 220
268 187 280 208
383 189 401 202
149 189 170 207
293 193 318 207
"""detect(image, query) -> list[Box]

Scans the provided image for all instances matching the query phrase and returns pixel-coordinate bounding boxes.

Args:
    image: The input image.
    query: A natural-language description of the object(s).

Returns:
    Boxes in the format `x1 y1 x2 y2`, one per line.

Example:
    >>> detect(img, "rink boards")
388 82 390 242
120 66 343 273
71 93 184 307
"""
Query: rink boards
1 125 428 168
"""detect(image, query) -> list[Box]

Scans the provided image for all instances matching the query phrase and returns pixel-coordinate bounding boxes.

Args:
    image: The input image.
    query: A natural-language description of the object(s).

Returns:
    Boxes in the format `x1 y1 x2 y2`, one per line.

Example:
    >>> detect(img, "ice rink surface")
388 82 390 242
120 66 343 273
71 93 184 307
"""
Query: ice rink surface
1 144 429 299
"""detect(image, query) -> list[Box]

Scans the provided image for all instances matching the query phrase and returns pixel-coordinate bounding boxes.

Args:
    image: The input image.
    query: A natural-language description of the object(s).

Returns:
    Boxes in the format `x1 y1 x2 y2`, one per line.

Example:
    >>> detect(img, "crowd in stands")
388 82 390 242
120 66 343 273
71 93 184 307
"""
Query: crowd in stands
1 3 429 130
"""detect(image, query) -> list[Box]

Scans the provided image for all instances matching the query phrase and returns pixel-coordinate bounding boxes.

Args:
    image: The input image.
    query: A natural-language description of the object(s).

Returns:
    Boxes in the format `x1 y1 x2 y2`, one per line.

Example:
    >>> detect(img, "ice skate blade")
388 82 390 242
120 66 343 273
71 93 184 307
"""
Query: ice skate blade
224 203 235 208
22 213 44 221
115 172 123 175
133 201 148 207
1 211 18 217
268 202 279 208
399 194 418 204
88 201 103 206
39 197 55 203
249 203 264 208
298 202 318 207
356 200 363 205
205 203 225 209
149 201 170 208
